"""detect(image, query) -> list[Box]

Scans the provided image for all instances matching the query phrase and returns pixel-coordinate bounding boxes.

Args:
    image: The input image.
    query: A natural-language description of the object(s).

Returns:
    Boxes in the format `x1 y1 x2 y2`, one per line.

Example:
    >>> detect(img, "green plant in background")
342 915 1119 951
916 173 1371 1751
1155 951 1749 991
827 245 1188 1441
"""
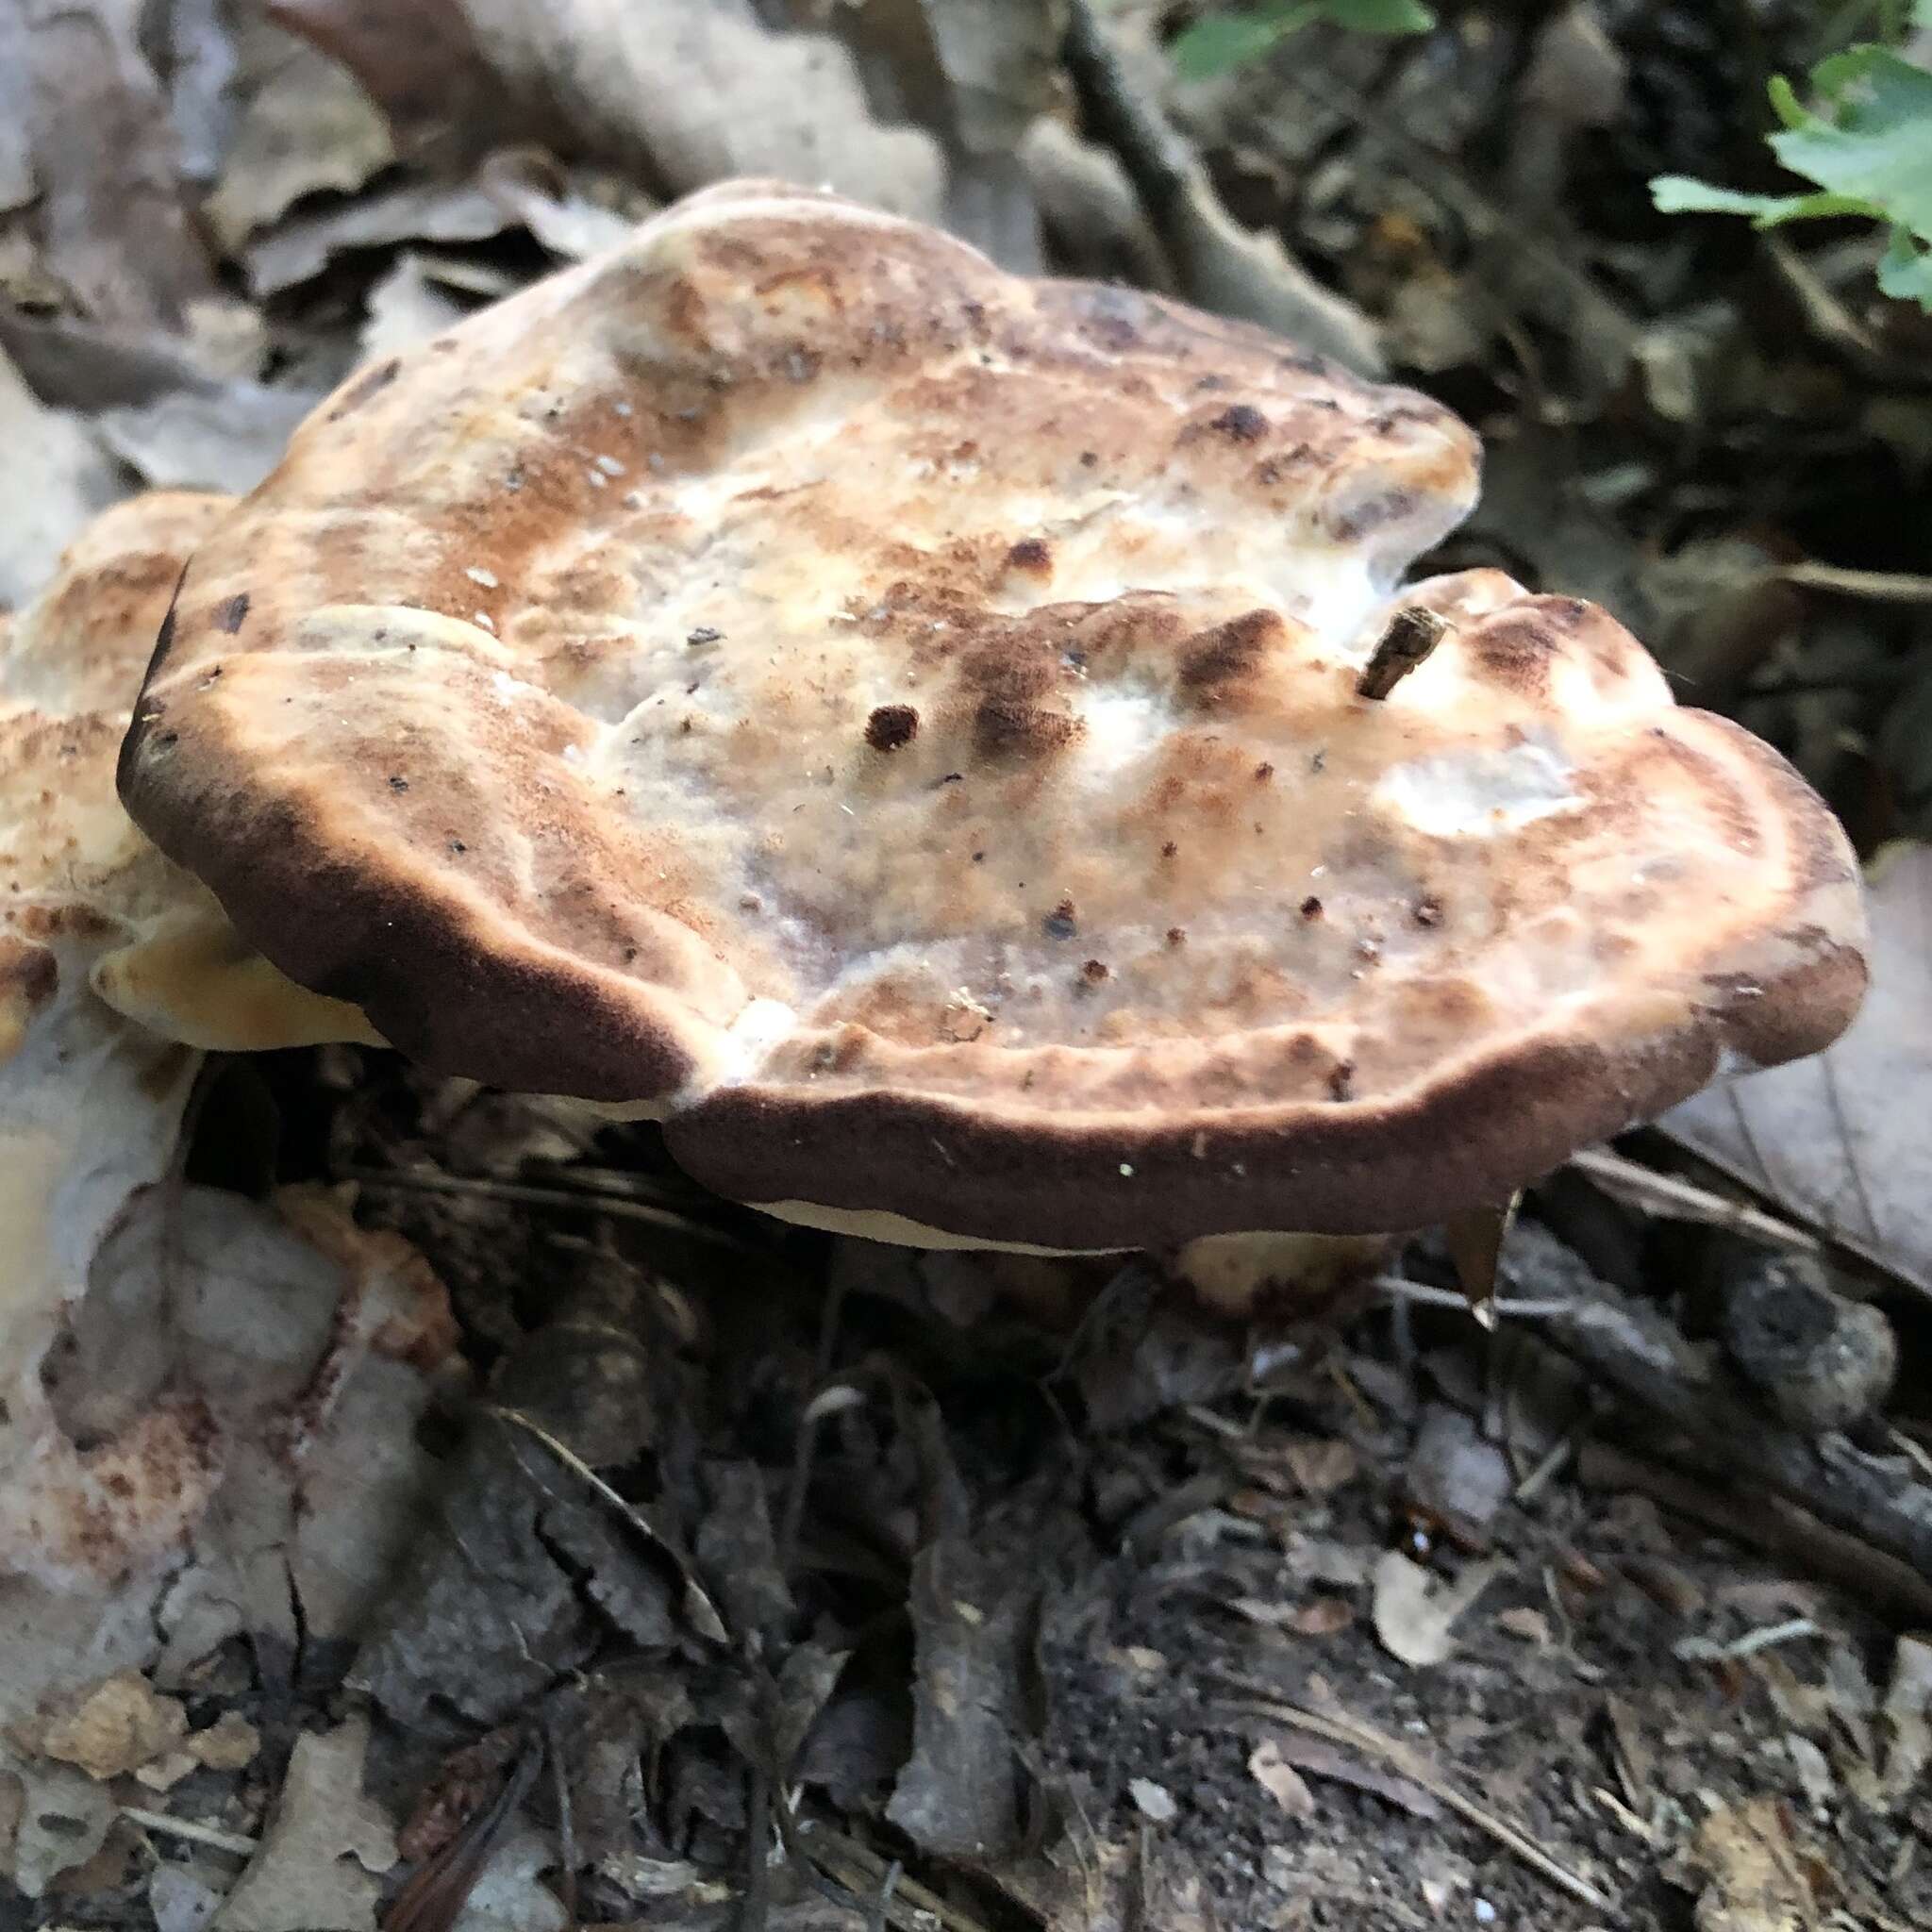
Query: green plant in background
1651 2 1932 309
1170 0 1435 82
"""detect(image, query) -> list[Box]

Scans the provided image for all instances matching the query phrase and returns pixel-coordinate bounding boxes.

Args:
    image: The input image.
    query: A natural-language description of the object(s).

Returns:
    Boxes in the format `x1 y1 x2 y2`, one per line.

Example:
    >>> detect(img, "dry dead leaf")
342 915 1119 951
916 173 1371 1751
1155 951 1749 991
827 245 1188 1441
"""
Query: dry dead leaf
475 147 642 261
0 346 127 607
1284 1437 1359 1495
1665 1795 1817 1932
212 1716 396 1932
190 1711 261 1773
245 173 511 295
887 1535 1034 1858
1247 1739 1316 1819
0 1574 158 1897
1371 1552 1502 1669
1663 843 1932 1299
94 383 319 495
359 251 475 360
1232 1592 1355 1639
1403 1406 1512 1552
203 8 393 251
448 1820 569 1932
0 0 216 327
1292 1594 1356 1637
1495 1607 1553 1646
1880 1632 1932 1807
22 1670 187 1782
275 0 946 220
151 1861 227 1932
1256 1731 1442 1822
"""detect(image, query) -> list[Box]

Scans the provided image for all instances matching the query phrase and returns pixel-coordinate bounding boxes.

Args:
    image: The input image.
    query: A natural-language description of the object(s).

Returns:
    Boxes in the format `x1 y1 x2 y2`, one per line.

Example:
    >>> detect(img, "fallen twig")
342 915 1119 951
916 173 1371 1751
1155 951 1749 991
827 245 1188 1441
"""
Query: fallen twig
1763 235 1932 392
802 1822 995 1932
1374 1274 1576 1321
1208 1675 1619 1916
1778 560 1932 604
383 1736 542 1932
1577 1439 1932 1625
488 1404 729 1643
1566 1147 1822 1254
1061 0 1385 374
1524 1286 1932 1584
119 1806 258 1857
341 1164 768 1255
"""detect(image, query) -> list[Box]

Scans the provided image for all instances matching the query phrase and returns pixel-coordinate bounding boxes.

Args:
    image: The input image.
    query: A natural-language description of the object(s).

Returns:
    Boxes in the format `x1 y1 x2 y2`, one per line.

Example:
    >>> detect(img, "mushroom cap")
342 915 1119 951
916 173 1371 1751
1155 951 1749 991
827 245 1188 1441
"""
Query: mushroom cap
3 491 225 1057
119 181 1867 1249
2 492 377 1058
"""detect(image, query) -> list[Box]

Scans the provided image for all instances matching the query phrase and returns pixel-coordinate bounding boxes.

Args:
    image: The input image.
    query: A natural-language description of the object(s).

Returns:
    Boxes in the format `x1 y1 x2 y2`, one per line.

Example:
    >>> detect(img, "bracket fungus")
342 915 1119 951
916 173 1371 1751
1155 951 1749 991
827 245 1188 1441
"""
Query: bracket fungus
117 181 1867 1255
1 493 374 1585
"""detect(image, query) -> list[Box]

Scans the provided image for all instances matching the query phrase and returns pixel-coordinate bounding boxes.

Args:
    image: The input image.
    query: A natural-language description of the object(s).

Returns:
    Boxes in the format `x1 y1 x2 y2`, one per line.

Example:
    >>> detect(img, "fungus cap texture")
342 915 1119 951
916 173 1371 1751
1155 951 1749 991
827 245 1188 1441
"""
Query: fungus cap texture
2 491 376 1059
119 181 1869 1250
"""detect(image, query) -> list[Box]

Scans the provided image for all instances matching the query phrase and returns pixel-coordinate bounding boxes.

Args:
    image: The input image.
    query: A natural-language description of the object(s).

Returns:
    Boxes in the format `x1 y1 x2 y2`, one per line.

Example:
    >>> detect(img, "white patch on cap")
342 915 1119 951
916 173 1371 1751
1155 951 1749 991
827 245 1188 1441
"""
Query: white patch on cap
714 995 800 1083
1075 684 1169 775
1373 734 1581 838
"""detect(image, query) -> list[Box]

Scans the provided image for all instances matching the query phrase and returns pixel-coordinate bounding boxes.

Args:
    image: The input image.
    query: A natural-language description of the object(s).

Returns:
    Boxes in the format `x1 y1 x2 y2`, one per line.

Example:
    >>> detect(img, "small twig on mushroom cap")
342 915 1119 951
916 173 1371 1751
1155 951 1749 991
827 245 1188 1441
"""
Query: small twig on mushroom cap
1357 607 1451 701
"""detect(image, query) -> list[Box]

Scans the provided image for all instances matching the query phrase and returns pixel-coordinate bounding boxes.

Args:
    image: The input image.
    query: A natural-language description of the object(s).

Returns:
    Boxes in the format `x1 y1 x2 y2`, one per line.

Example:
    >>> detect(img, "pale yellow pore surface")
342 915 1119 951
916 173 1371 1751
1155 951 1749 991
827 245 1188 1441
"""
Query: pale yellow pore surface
124 182 1867 1249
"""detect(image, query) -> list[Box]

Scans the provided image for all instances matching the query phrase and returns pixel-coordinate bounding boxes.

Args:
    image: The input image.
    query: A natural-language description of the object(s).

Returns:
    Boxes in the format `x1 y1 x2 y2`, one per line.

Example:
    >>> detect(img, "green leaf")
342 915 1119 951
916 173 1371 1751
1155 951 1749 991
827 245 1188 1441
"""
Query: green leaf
1650 175 1882 225
1169 0 1433 78
1652 41 1932 310
1170 3 1314 79
1767 72 1808 131
1877 226 1932 306
1770 48 1932 239
1318 0 1436 30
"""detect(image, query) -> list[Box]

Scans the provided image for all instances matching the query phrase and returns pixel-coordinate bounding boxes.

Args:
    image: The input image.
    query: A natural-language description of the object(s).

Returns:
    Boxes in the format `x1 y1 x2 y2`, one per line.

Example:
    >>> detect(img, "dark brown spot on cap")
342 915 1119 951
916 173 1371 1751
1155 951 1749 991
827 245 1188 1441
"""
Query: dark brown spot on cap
1208 403 1268 443
864 704 919 752
1165 926 1186 947
974 699 1079 760
1414 897 1443 927
1330 487 1419 541
1005 537 1052 575
1327 1060 1356 1103
1300 895 1323 919
1081 958 1108 983
1043 899 1077 941
1178 608 1284 706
